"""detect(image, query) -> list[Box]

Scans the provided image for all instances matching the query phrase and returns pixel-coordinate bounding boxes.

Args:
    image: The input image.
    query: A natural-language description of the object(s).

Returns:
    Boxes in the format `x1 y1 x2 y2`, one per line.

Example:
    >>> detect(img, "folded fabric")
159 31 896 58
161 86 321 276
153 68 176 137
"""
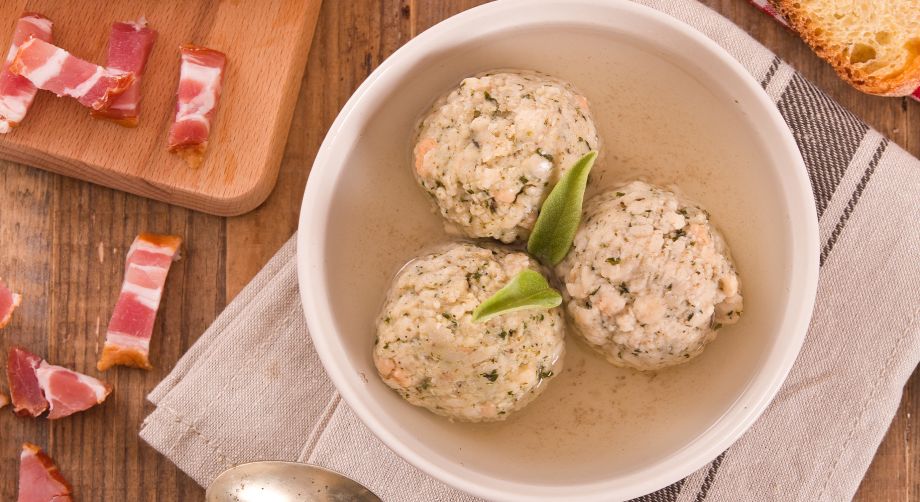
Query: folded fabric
140 1 920 501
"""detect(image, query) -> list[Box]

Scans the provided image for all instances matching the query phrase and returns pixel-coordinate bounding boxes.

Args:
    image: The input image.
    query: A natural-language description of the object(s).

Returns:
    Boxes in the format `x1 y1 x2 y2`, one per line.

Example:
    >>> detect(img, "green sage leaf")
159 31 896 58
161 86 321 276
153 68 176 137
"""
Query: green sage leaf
472 269 562 323
527 150 598 266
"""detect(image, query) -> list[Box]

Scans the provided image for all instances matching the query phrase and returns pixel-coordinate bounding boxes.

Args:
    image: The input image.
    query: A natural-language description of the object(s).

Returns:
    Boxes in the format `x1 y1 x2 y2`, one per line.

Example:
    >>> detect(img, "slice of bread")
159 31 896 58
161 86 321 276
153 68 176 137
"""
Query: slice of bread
771 0 920 96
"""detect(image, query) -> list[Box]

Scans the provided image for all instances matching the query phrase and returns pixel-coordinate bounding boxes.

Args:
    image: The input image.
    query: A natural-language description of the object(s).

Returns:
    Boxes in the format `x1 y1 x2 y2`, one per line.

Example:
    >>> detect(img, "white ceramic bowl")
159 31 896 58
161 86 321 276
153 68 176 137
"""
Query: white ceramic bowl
297 1 819 500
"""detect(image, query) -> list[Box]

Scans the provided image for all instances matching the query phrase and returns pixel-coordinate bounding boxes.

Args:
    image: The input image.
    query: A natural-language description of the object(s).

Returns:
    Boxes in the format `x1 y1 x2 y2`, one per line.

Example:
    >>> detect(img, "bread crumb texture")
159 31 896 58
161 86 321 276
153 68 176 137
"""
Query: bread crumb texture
773 0 920 95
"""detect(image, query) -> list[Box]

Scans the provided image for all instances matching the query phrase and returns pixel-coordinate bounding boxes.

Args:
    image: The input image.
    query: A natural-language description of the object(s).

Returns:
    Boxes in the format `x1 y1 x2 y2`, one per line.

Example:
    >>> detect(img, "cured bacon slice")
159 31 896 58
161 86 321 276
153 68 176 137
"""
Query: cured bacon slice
168 45 226 168
7 346 112 419
35 360 112 419
18 443 74 502
7 346 46 417
91 19 157 127
98 233 182 371
9 37 134 111
0 13 52 133
1 276 22 328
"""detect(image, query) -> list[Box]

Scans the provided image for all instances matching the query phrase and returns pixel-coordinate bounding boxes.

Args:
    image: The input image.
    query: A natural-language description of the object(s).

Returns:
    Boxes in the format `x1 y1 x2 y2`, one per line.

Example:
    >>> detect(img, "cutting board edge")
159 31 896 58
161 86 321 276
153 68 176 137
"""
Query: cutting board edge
0 140 285 216
0 0 324 217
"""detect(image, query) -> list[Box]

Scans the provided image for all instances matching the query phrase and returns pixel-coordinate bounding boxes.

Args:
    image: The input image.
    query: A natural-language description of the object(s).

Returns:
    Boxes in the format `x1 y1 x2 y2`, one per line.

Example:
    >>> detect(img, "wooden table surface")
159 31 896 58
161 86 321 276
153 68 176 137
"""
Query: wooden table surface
0 1 916 500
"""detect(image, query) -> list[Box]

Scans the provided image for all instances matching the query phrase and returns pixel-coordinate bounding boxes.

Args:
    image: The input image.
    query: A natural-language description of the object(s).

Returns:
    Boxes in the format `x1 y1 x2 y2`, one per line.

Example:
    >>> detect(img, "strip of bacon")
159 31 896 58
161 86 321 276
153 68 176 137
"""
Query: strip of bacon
18 443 74 502
98 233 182 371
167 45 226 169
9 37 134 111
91 18 157 127
0 276 22 328
35 360 112 419
7 346 46 417
0 13 52 133
7 346 112 419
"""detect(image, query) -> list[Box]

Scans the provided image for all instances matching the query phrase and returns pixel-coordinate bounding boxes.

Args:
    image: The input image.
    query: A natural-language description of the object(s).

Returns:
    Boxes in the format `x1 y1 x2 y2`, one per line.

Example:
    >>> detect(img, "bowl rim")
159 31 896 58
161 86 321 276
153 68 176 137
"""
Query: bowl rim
297 0 819 500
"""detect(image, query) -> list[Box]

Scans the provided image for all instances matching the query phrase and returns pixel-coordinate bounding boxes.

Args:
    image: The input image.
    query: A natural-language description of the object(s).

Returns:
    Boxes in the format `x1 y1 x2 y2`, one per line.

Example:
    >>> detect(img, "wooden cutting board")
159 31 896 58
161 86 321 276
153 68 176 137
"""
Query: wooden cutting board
0 0 322 216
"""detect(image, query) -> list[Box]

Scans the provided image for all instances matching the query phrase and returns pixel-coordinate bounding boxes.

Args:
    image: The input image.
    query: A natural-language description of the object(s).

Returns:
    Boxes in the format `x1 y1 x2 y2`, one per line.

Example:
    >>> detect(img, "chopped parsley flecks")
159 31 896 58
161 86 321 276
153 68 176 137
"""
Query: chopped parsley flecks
618 282 629 295
536 148 554 162
441 312 458 328
606 257 621 265
416 377 431 391
481 369 499 382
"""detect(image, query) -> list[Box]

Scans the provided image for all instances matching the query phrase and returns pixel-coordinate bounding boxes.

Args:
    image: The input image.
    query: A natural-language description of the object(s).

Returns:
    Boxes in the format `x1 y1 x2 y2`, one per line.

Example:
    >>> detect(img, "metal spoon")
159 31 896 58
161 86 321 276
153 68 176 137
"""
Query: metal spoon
206 461 382 502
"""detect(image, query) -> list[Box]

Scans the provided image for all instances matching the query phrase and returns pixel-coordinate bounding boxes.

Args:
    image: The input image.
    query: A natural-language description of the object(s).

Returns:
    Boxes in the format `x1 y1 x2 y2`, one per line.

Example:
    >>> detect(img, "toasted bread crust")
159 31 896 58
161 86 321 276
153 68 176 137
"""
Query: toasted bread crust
772 0 920 96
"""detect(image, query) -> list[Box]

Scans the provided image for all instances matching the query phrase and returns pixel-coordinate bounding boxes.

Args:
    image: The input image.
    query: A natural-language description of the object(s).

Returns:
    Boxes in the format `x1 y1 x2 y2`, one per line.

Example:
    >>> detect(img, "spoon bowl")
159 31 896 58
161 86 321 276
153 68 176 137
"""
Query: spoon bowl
206 461 382 502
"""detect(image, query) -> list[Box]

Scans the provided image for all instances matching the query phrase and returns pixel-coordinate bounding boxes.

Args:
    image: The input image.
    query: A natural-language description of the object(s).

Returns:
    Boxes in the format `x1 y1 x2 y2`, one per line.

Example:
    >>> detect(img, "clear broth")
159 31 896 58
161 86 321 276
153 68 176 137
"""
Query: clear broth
323 26 788 485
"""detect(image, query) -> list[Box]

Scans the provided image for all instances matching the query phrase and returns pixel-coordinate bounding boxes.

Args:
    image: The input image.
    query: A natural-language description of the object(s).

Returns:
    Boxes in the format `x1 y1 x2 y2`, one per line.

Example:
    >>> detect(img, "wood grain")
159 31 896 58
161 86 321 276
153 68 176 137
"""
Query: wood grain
0 0 321 216
0 1 915 501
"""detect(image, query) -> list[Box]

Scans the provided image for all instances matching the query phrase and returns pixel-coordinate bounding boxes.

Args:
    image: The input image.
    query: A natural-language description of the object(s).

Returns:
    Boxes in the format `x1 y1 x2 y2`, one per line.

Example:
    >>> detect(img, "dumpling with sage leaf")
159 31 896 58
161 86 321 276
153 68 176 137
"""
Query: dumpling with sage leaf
556 181 744 371
374 242 564 422
413 70 599 243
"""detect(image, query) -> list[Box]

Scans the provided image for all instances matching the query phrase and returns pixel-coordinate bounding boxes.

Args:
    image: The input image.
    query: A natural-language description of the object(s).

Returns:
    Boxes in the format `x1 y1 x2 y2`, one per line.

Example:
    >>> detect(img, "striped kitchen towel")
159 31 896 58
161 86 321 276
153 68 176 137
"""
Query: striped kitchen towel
139 1 920 501
749 0 920 101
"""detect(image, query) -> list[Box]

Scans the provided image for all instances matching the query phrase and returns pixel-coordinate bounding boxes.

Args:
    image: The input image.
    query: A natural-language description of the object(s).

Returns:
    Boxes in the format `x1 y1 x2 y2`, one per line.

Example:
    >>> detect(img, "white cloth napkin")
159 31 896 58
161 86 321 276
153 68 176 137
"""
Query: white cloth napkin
140 1 920 500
